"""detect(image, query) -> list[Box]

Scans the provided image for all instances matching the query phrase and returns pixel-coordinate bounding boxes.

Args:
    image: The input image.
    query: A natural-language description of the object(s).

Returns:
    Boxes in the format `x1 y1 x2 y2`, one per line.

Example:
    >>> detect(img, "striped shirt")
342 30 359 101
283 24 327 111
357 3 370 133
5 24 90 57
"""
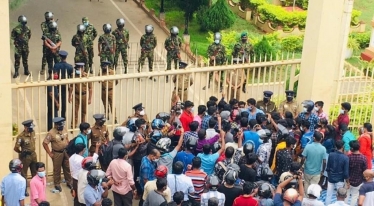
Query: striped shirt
185 170 208 201
201 190 226 206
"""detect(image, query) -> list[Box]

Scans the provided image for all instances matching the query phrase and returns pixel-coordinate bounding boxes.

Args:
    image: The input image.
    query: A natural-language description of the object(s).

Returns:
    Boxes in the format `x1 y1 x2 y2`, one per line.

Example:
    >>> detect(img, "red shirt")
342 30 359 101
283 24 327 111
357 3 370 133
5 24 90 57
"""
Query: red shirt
359 134 372 169
233 195 259 206
335 114 350 140
180 110 194 132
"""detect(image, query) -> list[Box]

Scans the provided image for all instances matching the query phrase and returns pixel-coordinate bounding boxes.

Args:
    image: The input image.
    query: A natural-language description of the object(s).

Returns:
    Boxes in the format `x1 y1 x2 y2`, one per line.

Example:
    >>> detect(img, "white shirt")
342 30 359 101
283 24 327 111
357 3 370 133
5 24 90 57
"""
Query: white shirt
69 153 98 180
201 190 225 206
167 174 195 201
328 201 350 206
206 129 218 140
78 169 89 204
302 198 324 206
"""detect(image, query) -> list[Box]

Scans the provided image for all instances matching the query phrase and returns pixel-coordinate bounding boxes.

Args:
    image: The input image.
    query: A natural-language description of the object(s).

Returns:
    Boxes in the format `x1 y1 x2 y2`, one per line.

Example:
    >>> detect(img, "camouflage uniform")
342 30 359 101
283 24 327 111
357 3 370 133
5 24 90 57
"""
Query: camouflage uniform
232 41 253 62
207 43 227 88
164 36 182 70
112 28 129 71
71 33 90 71
98 34 115 67
45 30 62 76
11 24 31 74
138 33 157 72
85 24 98 71
40 21 49 74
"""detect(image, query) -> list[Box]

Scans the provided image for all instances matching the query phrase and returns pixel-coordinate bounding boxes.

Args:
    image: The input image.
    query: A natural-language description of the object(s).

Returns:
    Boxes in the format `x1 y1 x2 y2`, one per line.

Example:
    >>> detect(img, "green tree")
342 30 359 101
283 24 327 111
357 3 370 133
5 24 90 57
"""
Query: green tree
199 0 236 32
177 0 209 20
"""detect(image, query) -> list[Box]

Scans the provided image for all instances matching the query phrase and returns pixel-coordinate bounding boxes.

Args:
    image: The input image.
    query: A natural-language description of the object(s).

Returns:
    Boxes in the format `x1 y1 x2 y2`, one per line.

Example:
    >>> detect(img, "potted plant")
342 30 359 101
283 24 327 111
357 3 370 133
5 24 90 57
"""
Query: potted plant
345 36 359 59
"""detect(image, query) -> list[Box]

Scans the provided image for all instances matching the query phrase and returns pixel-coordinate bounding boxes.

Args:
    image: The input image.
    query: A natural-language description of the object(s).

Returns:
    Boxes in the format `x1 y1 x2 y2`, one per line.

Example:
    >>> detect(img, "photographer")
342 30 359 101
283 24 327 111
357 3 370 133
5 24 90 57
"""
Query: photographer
273 171 304 206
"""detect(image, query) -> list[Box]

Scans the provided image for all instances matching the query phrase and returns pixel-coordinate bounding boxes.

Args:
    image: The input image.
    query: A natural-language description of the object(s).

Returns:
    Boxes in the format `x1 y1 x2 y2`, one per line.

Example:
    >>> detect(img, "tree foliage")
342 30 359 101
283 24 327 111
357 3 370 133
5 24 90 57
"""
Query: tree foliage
176 0 209 20
198 0 236 32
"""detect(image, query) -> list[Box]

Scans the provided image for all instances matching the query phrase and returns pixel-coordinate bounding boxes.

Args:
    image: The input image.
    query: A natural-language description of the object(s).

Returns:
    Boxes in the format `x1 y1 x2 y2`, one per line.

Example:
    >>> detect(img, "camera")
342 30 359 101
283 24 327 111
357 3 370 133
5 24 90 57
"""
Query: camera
173 122 182 129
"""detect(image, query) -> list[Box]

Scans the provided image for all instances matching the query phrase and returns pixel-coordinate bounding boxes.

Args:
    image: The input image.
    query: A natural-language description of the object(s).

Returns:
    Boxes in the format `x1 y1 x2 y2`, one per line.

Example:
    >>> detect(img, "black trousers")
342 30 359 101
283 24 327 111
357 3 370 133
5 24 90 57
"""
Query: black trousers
113 190 133 206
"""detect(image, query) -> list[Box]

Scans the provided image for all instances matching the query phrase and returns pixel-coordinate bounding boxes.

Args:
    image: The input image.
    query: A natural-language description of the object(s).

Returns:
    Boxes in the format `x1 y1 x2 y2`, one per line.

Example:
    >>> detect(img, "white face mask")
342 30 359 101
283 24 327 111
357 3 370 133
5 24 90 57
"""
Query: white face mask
314 107 319 111
214 40 220 44
37 171 46 178
87 129 91 134
191 107 194 113
139 110 145 116
141 125 147 130
303 108 307 112
340 109 345 114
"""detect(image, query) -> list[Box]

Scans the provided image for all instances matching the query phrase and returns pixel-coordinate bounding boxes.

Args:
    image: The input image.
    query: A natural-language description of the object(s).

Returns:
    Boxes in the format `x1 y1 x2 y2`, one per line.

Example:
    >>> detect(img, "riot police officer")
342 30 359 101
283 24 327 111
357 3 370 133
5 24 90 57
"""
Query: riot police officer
112 18 130 72
11 15 31 78
98 24 116 67
138 25 157 73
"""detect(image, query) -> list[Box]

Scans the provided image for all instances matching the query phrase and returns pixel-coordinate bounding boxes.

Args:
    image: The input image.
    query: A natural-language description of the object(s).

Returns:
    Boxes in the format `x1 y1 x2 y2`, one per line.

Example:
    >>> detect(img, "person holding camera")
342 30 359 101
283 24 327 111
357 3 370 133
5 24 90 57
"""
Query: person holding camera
273 171 304 206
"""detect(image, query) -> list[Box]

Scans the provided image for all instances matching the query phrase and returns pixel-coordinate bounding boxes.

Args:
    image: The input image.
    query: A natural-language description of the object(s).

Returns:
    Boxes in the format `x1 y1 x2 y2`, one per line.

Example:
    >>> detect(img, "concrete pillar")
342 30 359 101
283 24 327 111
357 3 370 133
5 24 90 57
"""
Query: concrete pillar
0 2 14 179
297 0 354 113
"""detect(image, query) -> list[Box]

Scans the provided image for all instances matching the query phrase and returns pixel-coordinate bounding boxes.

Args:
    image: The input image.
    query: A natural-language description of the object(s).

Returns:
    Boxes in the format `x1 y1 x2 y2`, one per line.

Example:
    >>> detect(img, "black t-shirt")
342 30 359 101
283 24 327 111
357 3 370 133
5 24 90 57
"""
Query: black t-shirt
217 184 242 206
239 164 257 182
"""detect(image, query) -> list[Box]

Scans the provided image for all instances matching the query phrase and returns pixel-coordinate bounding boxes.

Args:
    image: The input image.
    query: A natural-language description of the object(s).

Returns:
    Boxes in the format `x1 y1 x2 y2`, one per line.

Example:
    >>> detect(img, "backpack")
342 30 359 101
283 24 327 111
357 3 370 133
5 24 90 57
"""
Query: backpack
66 135 84 157
101 140 122 167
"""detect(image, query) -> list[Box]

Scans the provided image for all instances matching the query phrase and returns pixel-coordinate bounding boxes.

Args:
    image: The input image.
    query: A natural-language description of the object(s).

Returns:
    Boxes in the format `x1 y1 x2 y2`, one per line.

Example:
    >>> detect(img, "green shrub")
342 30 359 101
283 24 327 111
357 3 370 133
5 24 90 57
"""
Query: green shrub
200 0 236 32
295 0 308 9
350 32 371 49
240 0 251 9
351 10 362 26
252 36 277 62
196 5 210 30
281 35 304 52
248 0 266 10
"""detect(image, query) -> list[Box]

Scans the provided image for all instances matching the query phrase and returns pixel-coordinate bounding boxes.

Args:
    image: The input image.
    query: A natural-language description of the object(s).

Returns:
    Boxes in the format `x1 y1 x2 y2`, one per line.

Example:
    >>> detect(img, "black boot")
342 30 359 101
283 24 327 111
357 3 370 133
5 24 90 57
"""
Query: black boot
242 83 247 93
124 66 128 74
24 67 30 76
13 68 19 78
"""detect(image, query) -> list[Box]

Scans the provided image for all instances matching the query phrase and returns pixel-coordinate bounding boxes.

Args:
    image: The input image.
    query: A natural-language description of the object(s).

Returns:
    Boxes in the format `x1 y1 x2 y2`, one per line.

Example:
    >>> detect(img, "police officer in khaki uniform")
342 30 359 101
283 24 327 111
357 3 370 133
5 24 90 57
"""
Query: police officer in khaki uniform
42 117 72 192
14 119 37 196
256 91 277 114
99 61 118 123
279 90 299 118
171 62 193 107
90 114 110 171
121 103 149 127
68 62 93 128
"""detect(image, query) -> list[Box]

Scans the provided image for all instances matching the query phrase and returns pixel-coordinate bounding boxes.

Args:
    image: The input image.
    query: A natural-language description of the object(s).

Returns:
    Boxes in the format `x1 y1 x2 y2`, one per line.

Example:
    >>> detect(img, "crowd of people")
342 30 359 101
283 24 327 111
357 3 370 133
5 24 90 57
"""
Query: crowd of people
2 90 374 206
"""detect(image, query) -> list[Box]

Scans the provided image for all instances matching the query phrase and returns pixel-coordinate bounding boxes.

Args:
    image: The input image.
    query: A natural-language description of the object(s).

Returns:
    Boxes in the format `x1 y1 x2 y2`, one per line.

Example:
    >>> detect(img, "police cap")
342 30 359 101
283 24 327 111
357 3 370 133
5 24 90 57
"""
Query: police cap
263 91 273 98
58 50 68 57
285 90 295 97
132 103 144 111
101 61 111 67
75 62 85 69
93 114 105 120
22 119 34 128
53 117 65 124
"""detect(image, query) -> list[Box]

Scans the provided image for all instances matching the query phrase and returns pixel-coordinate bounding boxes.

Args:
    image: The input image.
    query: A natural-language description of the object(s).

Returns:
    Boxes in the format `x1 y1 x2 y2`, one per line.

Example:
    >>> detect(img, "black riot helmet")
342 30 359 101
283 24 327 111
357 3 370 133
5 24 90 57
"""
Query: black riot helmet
302 100 314 113
170 26 179 36
116 18 125 28
156 112 170 123
44 11 54 21
258 183 273 198
77 24 86 33
103 23 112 34
243 141 254 155
87 169 106 186
18 15 27 25
145 25 154 34
9 158 23 173
49 21 58 31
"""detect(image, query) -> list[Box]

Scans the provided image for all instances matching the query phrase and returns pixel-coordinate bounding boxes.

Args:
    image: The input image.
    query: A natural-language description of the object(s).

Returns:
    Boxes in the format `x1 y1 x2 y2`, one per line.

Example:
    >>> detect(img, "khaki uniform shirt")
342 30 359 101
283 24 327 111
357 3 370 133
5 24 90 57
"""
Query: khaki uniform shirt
256 100 277 114
121 114 150 127
15 131 36 152
90 124 109 144
172 74 193 91
43 128 69 151
70 72 93 94
279 100 299 117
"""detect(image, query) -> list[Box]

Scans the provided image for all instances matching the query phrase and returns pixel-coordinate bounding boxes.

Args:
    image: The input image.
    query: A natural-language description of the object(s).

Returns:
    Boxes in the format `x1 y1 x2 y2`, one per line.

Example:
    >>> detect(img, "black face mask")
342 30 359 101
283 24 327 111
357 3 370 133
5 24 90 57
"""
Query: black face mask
263 98 269 103
27 128 33 133
57 125 64 131
286 97 293 102
98 121 105 126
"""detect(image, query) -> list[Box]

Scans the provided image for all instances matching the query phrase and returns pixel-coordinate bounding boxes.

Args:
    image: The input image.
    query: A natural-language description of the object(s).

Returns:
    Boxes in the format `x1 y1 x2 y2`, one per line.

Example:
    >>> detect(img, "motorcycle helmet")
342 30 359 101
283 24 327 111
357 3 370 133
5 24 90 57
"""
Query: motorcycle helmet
151 119 165 130
9 159 23 173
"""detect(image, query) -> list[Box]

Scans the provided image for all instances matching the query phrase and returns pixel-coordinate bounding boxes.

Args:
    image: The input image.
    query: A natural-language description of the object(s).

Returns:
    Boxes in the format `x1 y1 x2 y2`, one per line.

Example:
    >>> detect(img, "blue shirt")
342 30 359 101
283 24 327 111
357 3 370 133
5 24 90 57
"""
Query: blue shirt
140 156 157 190
201 115 212 130
84 185 104 206
300 131 314 149
243 131 261 153
298 112 319 131
247 108 264 120
322 138 335 154
342 131 356 152
1 173 26 206
174 151 195 173
75 133 88 157
53 61 73 79
197 152 220 175
326 150 349 183
302 142 326 175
